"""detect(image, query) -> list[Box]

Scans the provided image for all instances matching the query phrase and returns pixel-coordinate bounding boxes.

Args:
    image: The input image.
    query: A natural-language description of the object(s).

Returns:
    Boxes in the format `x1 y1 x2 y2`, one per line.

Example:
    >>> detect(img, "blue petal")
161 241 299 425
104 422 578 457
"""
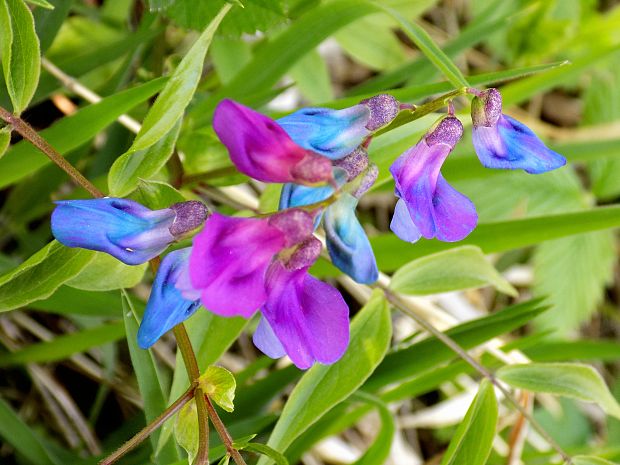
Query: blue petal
253 317 287 359
472 115 566 174
51 198 175 265
277 106 370 160
137 248 201 349
324 193 378 284
390 198 422 243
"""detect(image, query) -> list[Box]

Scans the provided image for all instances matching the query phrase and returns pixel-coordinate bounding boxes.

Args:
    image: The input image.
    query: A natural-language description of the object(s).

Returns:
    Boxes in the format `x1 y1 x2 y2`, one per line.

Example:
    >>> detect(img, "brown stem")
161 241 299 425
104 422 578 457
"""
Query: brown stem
173 325 210 465
204 396 247 465
0 106 104 198
379 287 573 464
99 386 194 465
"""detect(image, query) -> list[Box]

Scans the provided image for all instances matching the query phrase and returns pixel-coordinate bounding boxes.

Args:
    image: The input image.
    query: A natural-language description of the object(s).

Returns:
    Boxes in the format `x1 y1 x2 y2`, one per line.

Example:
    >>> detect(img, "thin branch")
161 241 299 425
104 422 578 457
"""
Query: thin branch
99 386 194 465
0 106 104 198
204 396 248 465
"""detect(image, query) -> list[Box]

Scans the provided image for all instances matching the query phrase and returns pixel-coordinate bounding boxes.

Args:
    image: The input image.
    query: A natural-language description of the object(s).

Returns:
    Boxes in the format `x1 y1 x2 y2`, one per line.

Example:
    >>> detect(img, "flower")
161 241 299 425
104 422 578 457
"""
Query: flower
390 116 477 243
188 209 350 369
213 99 333 185
279 152 379 284
51 198 208 265
276 94 400 160
137 248 201 349
187 209 315 318
471 88 566 174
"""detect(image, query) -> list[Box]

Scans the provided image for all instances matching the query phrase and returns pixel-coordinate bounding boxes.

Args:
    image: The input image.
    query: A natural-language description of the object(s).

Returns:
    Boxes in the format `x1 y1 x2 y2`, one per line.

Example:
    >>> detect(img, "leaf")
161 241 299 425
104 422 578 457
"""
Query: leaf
66 252 148 291
260 290 391 462
0 77 166 189
497 363 620 419
122 290 179 462
108 120 182 197
573 456 620 465
175 400 199 464
368 205 620 272
289 49 333 104
29 286 125 317
0 125 9 158
390 245 517 297
129 5 231 153
242 443 289 465
0 397 62 465
366 299 547 390
199 365 236 413
524 340 620 363
373 3 469 88
132 179 186 210
0 321 124 366
0 241 94 312
350 393 395 465
0 0 41 113
439 380 498 465
26 0 53 8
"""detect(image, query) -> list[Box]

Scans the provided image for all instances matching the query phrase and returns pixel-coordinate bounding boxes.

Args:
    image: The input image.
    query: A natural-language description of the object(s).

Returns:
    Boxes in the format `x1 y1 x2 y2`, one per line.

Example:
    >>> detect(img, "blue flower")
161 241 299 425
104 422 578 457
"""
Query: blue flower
277 94 400 160
137 248 201 349
51 198 208 265
471 88 566 174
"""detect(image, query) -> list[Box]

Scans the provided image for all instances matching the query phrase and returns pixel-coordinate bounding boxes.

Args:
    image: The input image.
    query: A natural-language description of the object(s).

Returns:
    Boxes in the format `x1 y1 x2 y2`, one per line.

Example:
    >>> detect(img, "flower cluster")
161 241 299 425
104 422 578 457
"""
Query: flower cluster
50 87 565 369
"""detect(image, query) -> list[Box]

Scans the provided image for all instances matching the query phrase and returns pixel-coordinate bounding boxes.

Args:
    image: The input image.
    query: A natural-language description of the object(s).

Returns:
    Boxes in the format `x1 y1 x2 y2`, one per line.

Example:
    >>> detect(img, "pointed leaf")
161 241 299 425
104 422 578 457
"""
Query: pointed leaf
199 365 236 412
66 252 147 291
573 456 619 465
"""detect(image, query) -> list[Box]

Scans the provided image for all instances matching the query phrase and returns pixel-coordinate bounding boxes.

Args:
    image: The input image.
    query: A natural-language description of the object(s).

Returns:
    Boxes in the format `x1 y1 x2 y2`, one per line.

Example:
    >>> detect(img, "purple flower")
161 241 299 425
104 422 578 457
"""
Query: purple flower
187 209 315 318
137 248 200 349
213 99 334 185
277 94 400 160
471 88 566 174
51 198 208 265
390 116 477 243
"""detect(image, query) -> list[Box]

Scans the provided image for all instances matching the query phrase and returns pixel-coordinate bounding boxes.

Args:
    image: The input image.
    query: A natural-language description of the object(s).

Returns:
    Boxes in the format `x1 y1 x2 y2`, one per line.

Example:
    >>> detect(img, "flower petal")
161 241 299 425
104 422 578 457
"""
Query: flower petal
137 248 201 349
324 194 378 284
189 213 287 318
261 263 349 369
51 198 175 265
277 105 370 160
473 115 566 174
213 99 333 185
390 198 422 243
252 317 286 359
431 174 478 242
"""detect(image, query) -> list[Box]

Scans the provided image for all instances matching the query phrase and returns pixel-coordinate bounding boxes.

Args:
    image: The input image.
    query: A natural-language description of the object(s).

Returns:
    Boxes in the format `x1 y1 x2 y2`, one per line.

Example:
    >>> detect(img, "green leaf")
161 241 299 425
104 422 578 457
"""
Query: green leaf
440 380 498 465
29 286 125 317
66 252 147 291
26 0 53 8
390 245 517 297
0 125 10 158
132 179 186 210
199 365 236 412
497 363 620 420
366 299 547 390
108 120 182 197
289 49 333 104
373 3 469 88
0 241 94 312
369 205 620 272
0 77 166 189
129 5 231 153
261 290 391 462
573 456 619 465
524 340 620 363
0 0 41 113
243 443 289 465
122 290 179 462
0 397 62 465
0 321 124 366
175 400 199 464
350 393 395 465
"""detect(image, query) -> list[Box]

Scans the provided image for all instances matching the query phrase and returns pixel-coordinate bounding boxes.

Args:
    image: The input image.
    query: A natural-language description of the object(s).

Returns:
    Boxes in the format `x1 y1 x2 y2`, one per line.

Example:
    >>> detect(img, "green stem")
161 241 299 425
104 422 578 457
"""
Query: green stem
173 324 211 465
99 386 194 465
0 106 104 198
378 286 573 464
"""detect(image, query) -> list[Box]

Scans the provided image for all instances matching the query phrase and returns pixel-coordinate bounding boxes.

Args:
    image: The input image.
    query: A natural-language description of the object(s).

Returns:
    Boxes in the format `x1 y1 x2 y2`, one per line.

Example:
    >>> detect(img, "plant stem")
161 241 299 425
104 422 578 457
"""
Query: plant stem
204 396 247 465
379 287 573 464
99 386 194 465
173 324 210 465
0 106 104 198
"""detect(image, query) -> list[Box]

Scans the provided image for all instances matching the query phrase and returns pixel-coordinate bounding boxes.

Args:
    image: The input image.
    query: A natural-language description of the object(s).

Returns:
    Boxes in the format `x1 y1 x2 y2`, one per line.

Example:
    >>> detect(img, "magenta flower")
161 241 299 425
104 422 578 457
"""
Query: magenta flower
471 88 566 174
213 99 334 186
390 116 477 243
188 210 350 369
